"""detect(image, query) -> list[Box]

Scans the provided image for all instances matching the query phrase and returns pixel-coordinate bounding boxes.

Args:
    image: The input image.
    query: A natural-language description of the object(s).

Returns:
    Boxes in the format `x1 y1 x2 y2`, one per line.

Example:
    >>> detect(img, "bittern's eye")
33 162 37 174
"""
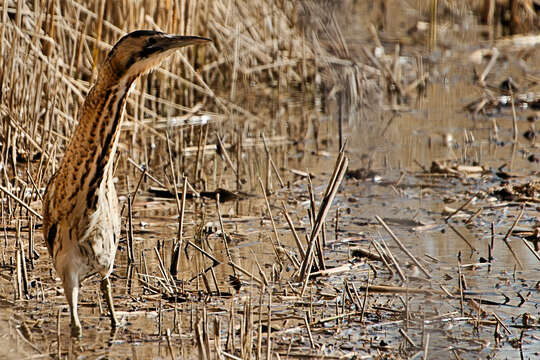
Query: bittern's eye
147 37 157 46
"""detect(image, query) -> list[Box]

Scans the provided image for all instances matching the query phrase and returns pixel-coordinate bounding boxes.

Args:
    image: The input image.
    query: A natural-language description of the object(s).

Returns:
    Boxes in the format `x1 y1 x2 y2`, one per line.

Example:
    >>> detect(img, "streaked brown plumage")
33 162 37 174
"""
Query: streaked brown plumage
42 30 210 337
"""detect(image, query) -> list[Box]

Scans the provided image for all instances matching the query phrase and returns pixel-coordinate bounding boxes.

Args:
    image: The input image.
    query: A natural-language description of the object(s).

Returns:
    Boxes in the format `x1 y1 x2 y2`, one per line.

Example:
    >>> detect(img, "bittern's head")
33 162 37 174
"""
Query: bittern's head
104 30 211 80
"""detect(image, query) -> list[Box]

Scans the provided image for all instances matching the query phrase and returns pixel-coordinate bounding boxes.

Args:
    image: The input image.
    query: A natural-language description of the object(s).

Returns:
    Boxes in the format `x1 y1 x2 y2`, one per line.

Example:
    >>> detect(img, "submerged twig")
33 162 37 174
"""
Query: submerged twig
501 205 526 270
375 216 432 279
447 223 478 253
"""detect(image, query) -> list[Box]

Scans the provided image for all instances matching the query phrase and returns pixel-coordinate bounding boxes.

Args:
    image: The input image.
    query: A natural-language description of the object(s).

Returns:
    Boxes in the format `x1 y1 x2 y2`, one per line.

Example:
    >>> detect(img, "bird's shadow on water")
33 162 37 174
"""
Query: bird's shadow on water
66 323 120 358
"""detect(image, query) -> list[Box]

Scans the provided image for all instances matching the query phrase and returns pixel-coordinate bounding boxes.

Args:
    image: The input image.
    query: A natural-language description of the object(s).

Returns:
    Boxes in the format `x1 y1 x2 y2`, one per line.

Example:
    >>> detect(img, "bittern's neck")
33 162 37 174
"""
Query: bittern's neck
56 65 136 210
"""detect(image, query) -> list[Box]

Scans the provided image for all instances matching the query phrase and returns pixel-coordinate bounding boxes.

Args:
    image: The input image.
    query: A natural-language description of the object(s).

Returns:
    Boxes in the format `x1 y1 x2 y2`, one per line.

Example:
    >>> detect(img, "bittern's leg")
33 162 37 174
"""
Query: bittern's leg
63 275 82 338
100 277 118 328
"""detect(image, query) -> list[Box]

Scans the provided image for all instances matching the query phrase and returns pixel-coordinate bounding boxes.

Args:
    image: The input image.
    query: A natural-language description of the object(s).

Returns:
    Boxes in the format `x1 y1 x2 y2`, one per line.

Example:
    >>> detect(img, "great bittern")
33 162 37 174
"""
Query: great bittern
42 30 210 337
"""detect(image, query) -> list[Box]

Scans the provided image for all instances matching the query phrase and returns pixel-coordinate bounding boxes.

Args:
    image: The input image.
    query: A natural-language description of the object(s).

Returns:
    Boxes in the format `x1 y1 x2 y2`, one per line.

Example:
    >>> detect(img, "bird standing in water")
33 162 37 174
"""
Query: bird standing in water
42 30 210 337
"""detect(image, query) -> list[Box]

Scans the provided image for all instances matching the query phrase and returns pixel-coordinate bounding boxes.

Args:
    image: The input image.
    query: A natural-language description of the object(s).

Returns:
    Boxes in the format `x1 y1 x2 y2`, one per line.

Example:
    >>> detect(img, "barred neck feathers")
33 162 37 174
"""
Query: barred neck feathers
53 67 136 215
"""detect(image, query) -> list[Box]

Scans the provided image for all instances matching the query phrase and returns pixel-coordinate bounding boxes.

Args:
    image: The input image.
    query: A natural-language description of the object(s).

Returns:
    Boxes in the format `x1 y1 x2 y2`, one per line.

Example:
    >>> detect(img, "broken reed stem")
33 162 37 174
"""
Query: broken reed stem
0 185 42 220
492 312 513 335
303 313 314 349
17 221 29 298
250 249 269 286
127 192 135 264
311 311 359 327
258 177 283 250
121 165 146 217
370 239 394 276
299 149 348 296
202 307 211 359
489 221 495 263
222 352 242 360
15 222 24 299
281 201 306 258
127 157 166 188
447 222 478 253
165 131 184 276
501 205 525 270
510 92 518 143
187 240 220 265
359 272 370 323
266 290 272 360
236 126 242 193
126 264 134 295
445 192 478 222
153 247 174 295
216 194 237 277
188 251 221 283
344 280 360 309
170 176 188 277
209 265 221 296
465 208 482 224
262 133 285 188
228 261 264 286
423 333 430 360
195 318 208 360
521 236 540 262
375 216 432 279
265 136 272 193
28 218 34 270
257 286 264 359
457 256 464 317
216 134 237 175
399 328 417 348
307 174 316 227
307 175 325 271
379 237 407 282
338 91 343 149
136 273 161 294
25 169 43 203
166 328 175 360
213 318 222 357
350 282 364 310
194 124 208 180
429 0 437 51
478 48 499 86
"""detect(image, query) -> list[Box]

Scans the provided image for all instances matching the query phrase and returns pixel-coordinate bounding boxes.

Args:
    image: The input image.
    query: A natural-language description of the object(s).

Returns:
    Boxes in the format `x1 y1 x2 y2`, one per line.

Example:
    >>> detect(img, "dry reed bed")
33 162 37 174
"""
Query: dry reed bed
0 0 393 206
0 0 312 188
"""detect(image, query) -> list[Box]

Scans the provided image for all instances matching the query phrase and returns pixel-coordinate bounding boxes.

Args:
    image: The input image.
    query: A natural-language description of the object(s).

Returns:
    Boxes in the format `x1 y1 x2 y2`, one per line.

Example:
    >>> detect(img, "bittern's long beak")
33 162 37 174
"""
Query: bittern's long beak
147 35 212 53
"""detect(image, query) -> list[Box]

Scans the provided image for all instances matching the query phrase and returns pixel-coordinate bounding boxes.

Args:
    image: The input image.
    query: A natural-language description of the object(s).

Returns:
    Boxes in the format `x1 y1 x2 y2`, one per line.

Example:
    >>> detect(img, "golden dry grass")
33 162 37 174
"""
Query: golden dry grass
0 0 320 189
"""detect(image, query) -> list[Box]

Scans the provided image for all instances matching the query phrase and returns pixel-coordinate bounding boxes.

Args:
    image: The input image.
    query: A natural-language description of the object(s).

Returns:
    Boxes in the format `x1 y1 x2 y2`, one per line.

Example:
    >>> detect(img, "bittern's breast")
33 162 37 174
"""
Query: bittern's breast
76 178 121 279
45 175 120 282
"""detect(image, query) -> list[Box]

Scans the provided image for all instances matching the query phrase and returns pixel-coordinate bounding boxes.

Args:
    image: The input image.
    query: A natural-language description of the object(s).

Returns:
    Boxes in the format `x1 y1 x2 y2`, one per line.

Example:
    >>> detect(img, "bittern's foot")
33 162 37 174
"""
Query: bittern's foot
70 322 82 338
